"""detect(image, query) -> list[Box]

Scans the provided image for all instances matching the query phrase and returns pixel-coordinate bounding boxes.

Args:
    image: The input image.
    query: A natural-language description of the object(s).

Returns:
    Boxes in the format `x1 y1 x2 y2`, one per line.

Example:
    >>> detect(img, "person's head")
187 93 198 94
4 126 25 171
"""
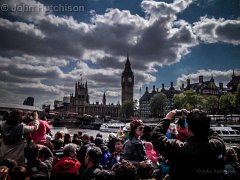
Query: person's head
85 146 102 168
224 147 238 163
129 119 144 138
96 133 103 138
95 170 115 180
114 138 124 153
186 109 210 136
78 131 83 137
108 133 117 142
95 137 104 147
82 133 90 143
0 158 17 170
6 110 23 126
63 143 77 158
54 131 65 140
112 160 136 180
32 111 39 120
24 141 39 162
64 133 72 144
10 166 30 180
232 146 240 163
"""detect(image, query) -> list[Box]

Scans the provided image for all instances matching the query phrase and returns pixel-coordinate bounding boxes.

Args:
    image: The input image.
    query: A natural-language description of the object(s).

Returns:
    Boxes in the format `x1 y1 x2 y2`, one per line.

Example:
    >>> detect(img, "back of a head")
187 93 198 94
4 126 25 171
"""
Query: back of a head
63 143 77 157
86 146 102 165
95 170 115 180
10 166 29 180
95 137 104 147
225 147 238 163
186 109 210 136
0 158 17 170
82 133 90 142
54 131 65 140
96 133 103 138
112 160 136 180
6 110 22 126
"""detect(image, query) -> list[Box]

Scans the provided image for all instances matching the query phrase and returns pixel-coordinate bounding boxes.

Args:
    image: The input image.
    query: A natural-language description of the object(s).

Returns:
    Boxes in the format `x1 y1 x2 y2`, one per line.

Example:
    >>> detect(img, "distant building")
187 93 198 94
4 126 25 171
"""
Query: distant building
184 75 224 96
23 97 34 106
139 83 181 118
55 80 120 118
54 100 63 109
53 56 137 119
42 104 50 113
227 69 240 93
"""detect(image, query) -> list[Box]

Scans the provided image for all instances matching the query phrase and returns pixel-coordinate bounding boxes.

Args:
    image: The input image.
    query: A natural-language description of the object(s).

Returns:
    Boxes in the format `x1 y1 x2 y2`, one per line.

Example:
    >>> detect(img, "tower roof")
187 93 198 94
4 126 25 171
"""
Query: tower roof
123 55 133 75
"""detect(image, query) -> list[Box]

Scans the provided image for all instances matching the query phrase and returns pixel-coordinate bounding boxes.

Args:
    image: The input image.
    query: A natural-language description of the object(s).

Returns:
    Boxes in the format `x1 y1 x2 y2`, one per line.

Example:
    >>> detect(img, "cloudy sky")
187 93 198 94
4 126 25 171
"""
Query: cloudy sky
0 0 240 108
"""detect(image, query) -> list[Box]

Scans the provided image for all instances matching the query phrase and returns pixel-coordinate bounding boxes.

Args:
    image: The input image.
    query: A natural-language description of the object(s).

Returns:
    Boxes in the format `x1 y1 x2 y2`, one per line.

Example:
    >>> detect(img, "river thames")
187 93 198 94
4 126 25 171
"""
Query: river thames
65 127 239 147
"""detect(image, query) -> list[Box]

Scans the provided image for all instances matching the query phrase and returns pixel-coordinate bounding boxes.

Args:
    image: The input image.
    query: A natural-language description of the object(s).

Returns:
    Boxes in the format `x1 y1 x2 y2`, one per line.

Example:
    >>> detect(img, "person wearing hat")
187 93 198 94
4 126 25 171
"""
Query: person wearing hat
122 119 153 179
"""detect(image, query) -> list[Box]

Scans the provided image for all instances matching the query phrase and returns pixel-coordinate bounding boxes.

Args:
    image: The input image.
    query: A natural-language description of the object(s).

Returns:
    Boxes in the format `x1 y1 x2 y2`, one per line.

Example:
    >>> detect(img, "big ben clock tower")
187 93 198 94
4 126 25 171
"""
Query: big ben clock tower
121 55 134 105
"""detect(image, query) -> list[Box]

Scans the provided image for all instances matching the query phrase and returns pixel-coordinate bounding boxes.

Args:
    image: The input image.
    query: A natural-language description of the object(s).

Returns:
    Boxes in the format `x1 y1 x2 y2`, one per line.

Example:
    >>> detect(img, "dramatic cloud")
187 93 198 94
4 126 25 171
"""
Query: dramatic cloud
176 69 239 88
193 17 240 45
0 0 239 106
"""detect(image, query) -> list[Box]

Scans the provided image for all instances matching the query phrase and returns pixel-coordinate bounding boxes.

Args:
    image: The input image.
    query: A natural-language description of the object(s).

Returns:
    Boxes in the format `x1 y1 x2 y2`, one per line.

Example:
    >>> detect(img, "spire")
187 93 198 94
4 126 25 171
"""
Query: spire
140 87 142 99
80 73 82 85
210 74 214 82
125 53 130 66
85 80 88 89
75 82 78 97
123 54 133 75
102 92 106 105
233 69 235 77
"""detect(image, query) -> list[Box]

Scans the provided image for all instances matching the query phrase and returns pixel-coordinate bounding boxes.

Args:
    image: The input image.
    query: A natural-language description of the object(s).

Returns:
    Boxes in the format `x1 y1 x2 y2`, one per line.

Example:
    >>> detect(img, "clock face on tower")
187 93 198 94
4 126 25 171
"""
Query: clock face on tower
128 77 132 83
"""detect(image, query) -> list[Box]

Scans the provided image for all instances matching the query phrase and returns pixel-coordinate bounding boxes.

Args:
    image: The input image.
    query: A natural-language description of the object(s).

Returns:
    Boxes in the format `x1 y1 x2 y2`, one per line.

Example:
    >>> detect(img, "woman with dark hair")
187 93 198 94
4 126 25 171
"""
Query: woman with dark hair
122 119 153 179
0 110 39 165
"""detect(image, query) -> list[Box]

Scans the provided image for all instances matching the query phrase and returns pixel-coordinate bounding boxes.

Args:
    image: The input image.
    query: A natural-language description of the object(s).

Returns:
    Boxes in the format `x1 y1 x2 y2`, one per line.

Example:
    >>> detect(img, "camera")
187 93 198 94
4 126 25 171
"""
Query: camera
175 110 182 116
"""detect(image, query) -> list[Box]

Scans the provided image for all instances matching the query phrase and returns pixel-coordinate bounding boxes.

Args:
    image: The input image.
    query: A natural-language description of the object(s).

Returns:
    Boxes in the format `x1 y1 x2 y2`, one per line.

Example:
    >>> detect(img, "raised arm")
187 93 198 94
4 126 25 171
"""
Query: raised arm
151 110 186 158
23 111 40 134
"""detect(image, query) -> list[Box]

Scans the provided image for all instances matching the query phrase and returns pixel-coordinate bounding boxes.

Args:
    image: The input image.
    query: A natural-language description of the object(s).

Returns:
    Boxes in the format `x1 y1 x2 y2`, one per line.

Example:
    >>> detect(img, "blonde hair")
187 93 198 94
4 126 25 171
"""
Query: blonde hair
54 131 65 140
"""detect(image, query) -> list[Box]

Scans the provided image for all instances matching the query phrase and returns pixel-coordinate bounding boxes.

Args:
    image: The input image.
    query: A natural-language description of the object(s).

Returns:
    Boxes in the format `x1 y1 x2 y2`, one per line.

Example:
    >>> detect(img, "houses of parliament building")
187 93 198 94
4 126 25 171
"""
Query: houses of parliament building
54 56 134 118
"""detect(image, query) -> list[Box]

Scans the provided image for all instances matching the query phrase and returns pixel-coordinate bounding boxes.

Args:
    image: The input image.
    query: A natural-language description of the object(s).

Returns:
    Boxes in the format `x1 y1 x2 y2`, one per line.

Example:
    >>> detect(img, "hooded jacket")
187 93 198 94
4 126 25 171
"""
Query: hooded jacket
53 157 80 175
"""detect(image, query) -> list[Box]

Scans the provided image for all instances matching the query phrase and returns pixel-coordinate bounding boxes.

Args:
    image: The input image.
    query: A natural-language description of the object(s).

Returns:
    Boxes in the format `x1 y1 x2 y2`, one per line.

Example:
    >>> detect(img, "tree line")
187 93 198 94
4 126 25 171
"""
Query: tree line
121 84 240 118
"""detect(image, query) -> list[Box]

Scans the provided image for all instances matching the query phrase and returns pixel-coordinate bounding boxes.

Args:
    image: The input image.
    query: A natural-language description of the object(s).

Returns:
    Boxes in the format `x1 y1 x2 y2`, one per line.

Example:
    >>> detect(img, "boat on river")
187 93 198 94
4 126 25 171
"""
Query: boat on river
211 126 240 142
99 122 125 133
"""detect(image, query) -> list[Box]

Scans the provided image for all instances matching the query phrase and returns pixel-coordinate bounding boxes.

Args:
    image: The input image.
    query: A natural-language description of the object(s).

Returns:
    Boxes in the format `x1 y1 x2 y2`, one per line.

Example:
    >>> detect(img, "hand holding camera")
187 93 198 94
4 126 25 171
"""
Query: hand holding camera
165 109 189 121
175 109 189 118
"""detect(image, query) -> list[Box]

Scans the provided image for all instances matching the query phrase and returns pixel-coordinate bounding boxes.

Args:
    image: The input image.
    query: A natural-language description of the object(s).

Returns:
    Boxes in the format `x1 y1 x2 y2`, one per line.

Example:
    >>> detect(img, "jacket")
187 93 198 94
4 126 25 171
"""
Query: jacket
122 136 147 167
151 118 226 180
53 157 80 175
0 120 39 165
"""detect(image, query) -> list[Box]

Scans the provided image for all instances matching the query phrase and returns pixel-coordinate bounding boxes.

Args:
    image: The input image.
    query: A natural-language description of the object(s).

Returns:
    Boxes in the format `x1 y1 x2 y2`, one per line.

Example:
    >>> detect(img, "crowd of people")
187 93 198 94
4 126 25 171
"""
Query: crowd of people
0 109 239 180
